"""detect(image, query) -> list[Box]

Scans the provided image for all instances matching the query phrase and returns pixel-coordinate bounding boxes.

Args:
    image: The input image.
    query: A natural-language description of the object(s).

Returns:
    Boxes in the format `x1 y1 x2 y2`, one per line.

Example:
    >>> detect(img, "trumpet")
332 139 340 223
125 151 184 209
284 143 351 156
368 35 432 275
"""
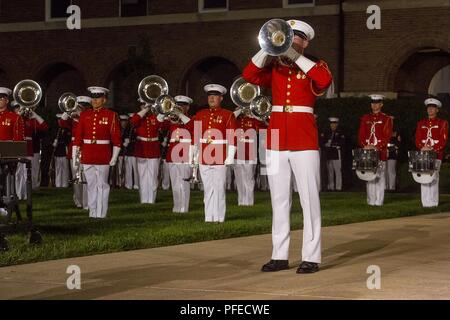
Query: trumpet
154 94 184 122
249 95 272 121
258 19 294 56
13 79 42 118
230 77 261 116
58 92 79 118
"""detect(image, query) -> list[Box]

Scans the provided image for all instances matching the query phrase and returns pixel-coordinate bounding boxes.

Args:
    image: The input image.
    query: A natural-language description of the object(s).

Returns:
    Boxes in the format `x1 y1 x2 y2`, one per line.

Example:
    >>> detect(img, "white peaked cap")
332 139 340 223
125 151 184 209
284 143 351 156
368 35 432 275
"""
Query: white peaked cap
204 84 227 95
424 98 442 108
0 87 12 96
175 95 193 104
286 19 315 41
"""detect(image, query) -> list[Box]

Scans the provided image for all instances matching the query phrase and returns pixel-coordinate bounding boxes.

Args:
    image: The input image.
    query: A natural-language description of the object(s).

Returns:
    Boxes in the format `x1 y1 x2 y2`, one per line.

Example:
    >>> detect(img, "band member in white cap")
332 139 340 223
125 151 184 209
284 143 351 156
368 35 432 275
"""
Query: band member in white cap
59 96 90 209
233 107 263 205
415 98 448 207
322 117 345 191
73 87 121 218
0 89 24 142
358 94 393 206
165 95 193 213
243 19 332 273
14 99 48 199
190 84 236 222
52 113 70 188
130 99 169 204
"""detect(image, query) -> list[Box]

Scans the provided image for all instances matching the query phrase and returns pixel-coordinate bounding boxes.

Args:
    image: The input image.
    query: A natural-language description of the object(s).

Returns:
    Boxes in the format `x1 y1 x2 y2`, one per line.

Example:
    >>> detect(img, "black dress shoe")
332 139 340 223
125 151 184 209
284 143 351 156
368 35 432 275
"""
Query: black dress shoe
261 259 289 272
296 261 319 274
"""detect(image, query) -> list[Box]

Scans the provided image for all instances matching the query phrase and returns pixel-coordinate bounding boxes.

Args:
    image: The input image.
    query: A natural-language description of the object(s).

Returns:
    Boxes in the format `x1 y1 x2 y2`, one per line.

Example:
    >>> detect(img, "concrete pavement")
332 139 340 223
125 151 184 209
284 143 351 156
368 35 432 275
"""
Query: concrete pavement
1 212 450 300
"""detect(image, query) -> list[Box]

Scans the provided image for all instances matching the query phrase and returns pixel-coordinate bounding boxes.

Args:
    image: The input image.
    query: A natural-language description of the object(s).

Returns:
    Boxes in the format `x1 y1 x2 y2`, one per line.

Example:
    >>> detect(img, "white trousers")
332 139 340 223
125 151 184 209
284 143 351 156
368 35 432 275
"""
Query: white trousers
234 163 256 206
168 163 191 213
366 161 386 206
31 153 40 189
137 157 159 204
70 164 88 209
421 160 441 207
124 156 139 189
266 150 322 263
15 157 33 200
385 159 397 190
83 164 110 218
161 159 171 190
327 159 342 191
199 164 227 222
55 156 69 188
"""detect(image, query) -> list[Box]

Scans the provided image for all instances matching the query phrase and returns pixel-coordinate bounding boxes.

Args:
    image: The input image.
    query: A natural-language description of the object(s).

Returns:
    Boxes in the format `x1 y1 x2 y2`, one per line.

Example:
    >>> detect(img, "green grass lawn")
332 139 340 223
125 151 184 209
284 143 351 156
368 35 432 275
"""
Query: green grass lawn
1 187 449 267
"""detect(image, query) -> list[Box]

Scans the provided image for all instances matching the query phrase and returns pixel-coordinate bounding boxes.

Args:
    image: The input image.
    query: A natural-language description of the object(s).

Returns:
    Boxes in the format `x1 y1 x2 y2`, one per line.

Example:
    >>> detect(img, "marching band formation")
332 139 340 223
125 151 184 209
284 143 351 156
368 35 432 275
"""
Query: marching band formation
0 18 448 273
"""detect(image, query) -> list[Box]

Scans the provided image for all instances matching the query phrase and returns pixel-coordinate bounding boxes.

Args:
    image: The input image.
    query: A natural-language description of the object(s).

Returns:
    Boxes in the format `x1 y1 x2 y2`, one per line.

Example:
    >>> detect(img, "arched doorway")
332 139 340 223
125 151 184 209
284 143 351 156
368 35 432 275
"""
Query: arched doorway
394 47 450 99
181 57 241 113
429 65 450 103
35 63 86 186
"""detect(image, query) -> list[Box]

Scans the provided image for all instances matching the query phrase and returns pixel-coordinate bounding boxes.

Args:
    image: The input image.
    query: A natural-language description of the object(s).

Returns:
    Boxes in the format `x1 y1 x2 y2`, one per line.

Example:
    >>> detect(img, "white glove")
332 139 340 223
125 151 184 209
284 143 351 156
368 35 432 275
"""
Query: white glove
61 112 70 120
137 107 150 118
72 146 80 169
188 145 198 167
123 138 130 148
156 113 166 122
294 55 316 74
172 110 191 124
224 145 236 166
252 49 270 68
233 109 242 118
109 146 121 166
52 139 58 148
30 111 44 124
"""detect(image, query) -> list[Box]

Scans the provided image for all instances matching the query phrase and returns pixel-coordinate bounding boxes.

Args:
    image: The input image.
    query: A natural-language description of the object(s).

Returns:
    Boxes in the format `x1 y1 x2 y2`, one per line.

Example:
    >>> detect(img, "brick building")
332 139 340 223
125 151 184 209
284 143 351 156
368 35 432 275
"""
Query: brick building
0 0 449 114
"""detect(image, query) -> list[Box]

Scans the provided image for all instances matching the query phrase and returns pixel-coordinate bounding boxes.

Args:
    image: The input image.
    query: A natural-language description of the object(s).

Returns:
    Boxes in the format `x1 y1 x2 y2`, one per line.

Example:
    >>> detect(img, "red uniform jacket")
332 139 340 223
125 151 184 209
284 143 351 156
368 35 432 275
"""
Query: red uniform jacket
166 120 193 164
415 117 448 160
191 107 236 165
242 58 332 151
73 107 121 165
358 112 393 161
24 118 48 156
235 115 263 162
130 113 168 159
0 109 24 141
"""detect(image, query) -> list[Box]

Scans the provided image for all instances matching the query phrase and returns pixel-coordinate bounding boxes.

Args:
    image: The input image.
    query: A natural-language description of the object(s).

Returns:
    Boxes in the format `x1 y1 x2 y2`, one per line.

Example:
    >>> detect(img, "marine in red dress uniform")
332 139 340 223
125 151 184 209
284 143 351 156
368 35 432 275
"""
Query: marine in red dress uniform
73 87 121 218
357 94 393 206
190 84 237 222
243 19 332 273
414 98 448 207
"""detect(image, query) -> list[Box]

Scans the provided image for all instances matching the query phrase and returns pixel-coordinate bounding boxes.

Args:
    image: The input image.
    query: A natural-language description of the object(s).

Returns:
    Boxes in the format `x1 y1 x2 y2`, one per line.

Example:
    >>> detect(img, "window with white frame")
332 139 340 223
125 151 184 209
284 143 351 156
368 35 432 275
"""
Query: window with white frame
120 0 147 17
199 0 229 13
283 0 315 8
46 0 72 21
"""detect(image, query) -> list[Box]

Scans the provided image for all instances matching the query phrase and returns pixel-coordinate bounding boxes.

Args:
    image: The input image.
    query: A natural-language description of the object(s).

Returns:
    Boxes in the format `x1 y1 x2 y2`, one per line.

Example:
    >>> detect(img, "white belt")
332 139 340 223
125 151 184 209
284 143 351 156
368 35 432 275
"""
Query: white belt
200 138 228 145
83 139 110 145
238 138 255 143
136 136 158 142
25 136 32 141
169 138 191 143
272 105 313 113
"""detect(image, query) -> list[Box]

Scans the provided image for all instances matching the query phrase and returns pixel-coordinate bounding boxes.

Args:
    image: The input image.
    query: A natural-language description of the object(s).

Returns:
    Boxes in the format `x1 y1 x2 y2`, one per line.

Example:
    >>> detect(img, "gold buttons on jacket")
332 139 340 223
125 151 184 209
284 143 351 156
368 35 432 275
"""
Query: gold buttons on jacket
287 84 291 89
286 99 290 104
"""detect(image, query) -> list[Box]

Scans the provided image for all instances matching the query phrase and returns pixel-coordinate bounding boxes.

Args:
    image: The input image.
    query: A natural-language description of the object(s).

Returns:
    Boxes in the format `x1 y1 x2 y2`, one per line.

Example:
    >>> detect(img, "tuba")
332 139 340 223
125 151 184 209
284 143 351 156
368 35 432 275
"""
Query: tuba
58 92 78 117
138 75 168 113
13 79 42 118
230 77 261 116
249 95 272 121
258 19 294 56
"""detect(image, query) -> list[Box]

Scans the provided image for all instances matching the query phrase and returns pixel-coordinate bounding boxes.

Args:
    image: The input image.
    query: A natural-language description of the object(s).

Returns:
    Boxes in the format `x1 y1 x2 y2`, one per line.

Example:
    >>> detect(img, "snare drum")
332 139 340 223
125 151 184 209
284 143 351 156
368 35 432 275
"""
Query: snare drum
408 150 436 173
352 148 381 181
